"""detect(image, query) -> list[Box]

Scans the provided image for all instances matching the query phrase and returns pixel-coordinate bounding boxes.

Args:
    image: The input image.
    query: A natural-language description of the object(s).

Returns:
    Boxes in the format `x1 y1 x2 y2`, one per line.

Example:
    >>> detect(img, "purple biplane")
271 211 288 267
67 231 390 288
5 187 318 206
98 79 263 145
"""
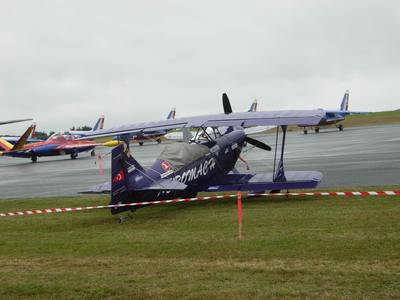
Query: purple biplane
85 94 325 217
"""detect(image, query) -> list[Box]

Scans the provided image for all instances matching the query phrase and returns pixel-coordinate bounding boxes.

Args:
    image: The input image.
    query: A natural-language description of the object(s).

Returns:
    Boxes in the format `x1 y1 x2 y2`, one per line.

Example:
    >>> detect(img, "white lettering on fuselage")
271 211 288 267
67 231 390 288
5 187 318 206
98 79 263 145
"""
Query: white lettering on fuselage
174 157 216 184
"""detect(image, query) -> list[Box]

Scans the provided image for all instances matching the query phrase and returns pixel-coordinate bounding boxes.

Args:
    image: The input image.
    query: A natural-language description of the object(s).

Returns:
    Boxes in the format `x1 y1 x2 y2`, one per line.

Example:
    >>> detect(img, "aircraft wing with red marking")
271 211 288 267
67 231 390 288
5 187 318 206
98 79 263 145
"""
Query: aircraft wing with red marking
83 109 325 139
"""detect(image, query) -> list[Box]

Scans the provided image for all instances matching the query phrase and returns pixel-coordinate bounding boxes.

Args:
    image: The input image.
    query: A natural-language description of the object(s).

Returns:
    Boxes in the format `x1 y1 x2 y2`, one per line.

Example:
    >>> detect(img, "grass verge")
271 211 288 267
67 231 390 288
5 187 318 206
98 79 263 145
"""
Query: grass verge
0 188 399 299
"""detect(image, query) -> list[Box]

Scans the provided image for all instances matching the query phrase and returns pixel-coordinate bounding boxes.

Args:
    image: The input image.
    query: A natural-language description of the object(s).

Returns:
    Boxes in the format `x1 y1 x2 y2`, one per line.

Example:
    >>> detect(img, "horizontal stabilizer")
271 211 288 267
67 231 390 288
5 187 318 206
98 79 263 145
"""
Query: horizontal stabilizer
84 179 187 194
82 182 111 194
136 179 187 191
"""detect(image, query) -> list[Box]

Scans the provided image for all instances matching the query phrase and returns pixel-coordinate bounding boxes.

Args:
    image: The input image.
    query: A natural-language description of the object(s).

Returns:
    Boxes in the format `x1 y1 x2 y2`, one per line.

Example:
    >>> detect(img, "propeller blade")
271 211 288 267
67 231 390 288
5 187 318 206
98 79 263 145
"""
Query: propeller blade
245 136 271 151
222 93 233 114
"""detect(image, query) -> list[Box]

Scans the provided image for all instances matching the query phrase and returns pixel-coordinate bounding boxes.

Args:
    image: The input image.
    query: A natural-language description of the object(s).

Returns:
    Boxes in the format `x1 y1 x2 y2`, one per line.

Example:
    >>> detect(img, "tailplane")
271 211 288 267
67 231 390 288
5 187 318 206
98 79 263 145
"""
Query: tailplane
92 115 105 131
0 138 13 151
248 100 258 112
340 90 349 111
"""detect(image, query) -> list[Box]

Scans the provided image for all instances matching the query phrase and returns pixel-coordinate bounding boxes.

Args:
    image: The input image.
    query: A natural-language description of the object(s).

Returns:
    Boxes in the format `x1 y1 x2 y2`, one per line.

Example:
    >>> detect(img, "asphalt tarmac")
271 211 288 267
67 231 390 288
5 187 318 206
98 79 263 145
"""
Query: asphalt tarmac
0 125 399 199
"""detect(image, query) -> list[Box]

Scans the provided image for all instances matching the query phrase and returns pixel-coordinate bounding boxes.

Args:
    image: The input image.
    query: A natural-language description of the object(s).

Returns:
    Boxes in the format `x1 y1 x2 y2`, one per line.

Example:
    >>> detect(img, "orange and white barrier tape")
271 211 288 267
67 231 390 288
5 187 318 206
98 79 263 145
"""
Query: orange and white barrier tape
0 191 399 218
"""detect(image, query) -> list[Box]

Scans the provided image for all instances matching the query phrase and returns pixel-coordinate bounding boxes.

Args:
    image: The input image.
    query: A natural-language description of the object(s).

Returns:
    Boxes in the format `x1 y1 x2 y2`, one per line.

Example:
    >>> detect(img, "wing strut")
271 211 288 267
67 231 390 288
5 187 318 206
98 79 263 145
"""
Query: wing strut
273 125 287 182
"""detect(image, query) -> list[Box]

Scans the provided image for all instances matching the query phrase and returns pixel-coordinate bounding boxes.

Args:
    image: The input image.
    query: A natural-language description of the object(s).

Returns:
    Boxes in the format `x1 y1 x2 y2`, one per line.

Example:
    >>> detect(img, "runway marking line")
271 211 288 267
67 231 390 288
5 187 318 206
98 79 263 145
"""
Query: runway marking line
0 191 399 217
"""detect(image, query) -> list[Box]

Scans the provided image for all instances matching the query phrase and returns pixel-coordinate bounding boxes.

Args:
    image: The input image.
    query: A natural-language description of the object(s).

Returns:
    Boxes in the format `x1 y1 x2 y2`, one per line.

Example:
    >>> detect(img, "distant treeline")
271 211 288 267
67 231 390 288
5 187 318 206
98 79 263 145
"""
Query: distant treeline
34 125 92 140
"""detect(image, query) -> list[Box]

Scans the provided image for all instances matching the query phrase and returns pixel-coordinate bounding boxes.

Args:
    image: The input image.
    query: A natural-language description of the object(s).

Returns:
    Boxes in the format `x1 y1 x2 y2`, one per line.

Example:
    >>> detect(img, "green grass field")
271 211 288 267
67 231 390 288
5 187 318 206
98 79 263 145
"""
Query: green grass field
280 110 400 133
1 189 400 299
342 110 400 127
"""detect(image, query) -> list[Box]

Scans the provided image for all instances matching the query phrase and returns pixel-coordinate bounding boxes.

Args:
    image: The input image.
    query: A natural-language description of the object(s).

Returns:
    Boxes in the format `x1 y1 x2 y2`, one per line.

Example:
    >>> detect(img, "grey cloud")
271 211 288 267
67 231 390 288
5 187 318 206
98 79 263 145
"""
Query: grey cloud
0 0 399 134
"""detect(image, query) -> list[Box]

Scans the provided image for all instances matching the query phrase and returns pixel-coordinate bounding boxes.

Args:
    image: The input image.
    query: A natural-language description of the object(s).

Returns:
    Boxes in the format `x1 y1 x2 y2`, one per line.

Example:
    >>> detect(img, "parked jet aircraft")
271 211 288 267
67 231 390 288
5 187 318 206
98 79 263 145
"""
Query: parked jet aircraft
0 125 110 162
131 108 176 146
68 115 105 137
85 93 324 217
300 90 367 134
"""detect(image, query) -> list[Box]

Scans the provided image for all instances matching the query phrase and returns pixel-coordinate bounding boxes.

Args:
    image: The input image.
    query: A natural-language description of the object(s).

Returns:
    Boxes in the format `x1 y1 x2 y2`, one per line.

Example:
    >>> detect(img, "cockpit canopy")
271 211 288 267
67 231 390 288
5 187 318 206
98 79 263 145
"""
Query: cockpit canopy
47 132 80 142
158 142 210 170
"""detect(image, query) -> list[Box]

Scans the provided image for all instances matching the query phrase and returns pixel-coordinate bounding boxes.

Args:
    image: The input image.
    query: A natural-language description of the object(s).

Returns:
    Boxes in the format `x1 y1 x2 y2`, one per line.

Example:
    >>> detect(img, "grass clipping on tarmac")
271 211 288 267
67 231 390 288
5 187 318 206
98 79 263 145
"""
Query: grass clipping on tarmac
0 190 399 299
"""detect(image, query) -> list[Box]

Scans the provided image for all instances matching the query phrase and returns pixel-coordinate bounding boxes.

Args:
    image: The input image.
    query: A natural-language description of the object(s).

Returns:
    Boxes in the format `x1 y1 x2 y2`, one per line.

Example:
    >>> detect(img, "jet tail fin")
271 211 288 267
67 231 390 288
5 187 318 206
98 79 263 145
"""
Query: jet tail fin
166 108 176 120
340 90 349 111
92 115 105 131
12 125 34 151
248 100 258 112
30 123 36 138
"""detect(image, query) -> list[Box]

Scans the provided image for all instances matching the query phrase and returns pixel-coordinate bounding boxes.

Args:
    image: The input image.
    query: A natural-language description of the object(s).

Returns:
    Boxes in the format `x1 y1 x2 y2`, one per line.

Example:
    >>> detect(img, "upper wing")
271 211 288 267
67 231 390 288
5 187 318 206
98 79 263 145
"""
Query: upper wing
84 110 325 139
0 118 33 126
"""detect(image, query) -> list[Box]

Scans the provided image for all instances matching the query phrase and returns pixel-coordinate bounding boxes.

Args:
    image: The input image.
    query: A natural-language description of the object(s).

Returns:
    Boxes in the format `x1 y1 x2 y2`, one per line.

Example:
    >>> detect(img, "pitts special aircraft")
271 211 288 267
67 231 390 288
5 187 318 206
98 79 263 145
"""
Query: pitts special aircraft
299 90 368 134
85 93 325 216
0 125 111 162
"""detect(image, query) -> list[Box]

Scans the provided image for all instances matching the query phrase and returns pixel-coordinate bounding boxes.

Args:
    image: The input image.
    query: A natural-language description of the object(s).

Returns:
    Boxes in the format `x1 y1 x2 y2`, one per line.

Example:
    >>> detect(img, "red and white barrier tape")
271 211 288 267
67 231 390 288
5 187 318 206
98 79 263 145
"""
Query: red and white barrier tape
0 191 399 218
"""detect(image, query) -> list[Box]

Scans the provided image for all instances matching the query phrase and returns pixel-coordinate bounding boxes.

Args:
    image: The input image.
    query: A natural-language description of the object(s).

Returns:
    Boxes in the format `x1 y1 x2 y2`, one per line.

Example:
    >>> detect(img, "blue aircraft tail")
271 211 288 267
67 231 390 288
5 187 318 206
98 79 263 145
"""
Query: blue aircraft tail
248 100 258 112
110 144 147 214
92 115 105 131
340 91 349 111
166 108 176 120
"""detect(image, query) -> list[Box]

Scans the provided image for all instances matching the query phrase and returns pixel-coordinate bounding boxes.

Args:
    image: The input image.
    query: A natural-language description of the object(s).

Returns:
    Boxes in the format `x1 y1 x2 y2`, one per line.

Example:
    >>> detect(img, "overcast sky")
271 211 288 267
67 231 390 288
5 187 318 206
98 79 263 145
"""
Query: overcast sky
1 0 399 134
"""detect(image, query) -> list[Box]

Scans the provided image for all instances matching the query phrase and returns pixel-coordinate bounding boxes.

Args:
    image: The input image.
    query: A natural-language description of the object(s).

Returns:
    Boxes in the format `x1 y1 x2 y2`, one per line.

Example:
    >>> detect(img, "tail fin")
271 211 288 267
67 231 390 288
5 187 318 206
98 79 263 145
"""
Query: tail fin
12 125 34 151
92 115 105 131
248 100 258 112
340 90 349 111
167 108 176 120
30 123 36 138
110 144 147 214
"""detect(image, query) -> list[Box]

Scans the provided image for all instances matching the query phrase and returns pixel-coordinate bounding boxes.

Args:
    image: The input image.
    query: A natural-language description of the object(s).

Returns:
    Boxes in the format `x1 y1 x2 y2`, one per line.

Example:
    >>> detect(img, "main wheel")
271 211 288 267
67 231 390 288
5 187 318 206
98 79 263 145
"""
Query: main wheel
71 153 78 160
31 155 37 163
156 139 162 144
303 129 308 134
338 124 344 131
139 142 144 146
90 150 96 157
315 128 320 133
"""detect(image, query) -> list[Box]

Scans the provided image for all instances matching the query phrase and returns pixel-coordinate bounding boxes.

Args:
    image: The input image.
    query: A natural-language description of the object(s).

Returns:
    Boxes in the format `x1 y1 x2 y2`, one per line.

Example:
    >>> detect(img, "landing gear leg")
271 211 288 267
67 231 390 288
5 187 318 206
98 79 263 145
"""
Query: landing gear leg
118 213 134 224
270 190 281 194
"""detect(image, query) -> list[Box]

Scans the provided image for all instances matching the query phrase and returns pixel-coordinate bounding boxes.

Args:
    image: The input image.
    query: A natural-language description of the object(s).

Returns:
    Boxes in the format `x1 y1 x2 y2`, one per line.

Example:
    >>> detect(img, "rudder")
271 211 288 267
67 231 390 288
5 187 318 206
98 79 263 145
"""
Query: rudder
340 90 349 111
110 144 147 214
